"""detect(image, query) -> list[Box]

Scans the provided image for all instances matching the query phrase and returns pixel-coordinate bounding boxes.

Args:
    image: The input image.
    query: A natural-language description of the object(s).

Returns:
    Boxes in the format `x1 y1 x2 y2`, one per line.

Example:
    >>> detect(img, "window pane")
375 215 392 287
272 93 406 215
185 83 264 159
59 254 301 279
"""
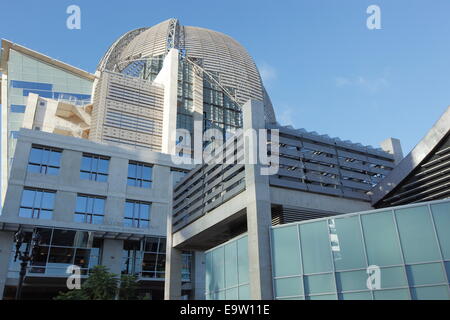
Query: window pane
300 221 332 274
380 266 408 289
431 202 450 260
125 202 134 218
93 198 104 214
48 150 61 167
74 249 90 268
307 294 337 300
141 181 151 188
329 216 366 271
128 163 136 178
395 206 440 263
48 247 74 264
275 277 303 298
140 204 150 220
237 237 249 285
142 166 152 180
127 178 136 187
272 226 301 277
224 242 238 288
19 208 32 218
97 174 108 182
225 287 238 300
124 218 133 228
80 171 90 180
98 159 109 174
361 211 403 266
304 273 334 295
27 164 41 173
139 220 149 229
21 189 35 207
41 192 55 210
52 230 76 246
80 156 91 171
336 270 368 292
33 191 43 208
46 167 59 175
212 247 225 290
373 289 410 300
339 291 372 300
76 196 87 213
29 148 42 163
406 263 446 286
238 285 250 300
74 213 85 223
411 286 449 300
92 215 104 224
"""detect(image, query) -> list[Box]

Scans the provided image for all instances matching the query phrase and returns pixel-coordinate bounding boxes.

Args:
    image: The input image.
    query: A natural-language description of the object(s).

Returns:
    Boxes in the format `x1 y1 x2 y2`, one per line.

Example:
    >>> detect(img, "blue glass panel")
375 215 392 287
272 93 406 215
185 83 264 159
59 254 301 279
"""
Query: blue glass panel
237 237 249 285
22 89 54 98
339 291 372 300
307 294 337 300
336 270 368 292
431 202 450 260
224 242 238 288
395 206 440 263
361 211 403 266
299 221 332 274
93 198 105 214
304 273 335 295
275 276 303 298
11 80 52 90
271 226 301 277
411 286 450 300
373 289 410 300
212 247 225 291
380 266 408 289
406 263 446 286
11 104 26 113
21 189 36 207
225 287 238 300
238 285 250 300
329 216 366 271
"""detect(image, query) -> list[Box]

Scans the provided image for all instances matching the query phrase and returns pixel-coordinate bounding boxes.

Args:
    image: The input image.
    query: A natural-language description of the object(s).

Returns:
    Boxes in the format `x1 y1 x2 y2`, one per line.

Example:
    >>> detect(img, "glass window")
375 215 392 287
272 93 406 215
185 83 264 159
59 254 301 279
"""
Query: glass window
406 263 446 286
212 247 225 291
430 202 450 260
304 273 335 295
237 237 249 285
299 221 332 274
127 161 153 188
336 270 368 292
380 266 408 289
307 294 337 300
411 286 450 300
238 285 250 300
75 195 105 224
272 226 301 277
373 289 410 300
275 277 303 298
329 216 366 271
124 200 151 229
27 145 62 175
361 211 403 266
80 154 109 182
11 104 26 113
225 287 238 300
339 291 372 300
19 188 55 220
395 206 440 263
224 242 238 288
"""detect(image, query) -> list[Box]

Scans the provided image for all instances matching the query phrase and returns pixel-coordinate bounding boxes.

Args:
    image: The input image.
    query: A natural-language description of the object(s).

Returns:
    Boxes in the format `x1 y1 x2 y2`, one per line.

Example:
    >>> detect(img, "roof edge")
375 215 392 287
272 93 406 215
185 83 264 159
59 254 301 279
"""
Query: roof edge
1 39 96 81
370 105 450 205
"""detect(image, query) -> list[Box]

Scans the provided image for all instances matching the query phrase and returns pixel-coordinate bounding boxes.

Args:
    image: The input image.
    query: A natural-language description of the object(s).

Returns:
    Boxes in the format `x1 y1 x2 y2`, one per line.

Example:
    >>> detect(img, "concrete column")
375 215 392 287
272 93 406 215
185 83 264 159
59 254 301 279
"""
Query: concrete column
0 232 14 299
1 73 9 209
380 137 404 165
164 170 182 300
53 191 76 223
155 48 179 155
192 251 206 300
101 239 124 276
242 100 274 300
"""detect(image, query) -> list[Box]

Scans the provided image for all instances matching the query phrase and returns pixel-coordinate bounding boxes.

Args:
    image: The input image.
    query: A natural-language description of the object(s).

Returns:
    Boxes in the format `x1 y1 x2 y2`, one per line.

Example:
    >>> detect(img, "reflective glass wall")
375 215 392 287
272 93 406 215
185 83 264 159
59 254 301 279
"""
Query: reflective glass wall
205 234 250 300
271 199 450 300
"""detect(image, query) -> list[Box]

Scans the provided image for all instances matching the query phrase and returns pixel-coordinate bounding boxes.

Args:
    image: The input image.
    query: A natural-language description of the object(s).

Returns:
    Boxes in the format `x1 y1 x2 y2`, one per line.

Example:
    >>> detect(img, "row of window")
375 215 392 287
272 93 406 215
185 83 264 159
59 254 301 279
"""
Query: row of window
19 187 152 229
27 145 153 188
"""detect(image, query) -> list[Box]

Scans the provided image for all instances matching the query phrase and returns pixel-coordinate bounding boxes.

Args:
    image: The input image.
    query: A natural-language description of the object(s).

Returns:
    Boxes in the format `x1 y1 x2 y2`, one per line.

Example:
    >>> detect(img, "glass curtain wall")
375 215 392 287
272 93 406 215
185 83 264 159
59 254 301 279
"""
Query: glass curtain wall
271 199 450 300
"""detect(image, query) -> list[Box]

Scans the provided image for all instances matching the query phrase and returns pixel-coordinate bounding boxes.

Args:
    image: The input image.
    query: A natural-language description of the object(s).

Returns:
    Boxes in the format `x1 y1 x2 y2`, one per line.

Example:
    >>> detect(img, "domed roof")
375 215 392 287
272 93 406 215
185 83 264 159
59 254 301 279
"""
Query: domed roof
98 19 276 123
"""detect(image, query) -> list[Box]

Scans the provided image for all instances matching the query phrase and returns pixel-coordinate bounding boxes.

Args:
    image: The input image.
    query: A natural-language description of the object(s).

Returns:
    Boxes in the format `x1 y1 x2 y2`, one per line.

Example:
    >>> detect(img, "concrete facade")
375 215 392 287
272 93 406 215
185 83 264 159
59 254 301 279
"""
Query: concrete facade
0 128 192 299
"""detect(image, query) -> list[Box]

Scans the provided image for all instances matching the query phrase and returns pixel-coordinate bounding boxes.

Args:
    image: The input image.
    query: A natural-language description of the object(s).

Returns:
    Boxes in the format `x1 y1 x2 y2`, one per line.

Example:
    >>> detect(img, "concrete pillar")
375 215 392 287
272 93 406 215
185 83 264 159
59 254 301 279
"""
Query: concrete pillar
164 169 182 300
380 137 404 165
155 48 179 155
0 232 14 299
242 100 274 300
192 251 206 300
1 73 9 209
101 239 124 276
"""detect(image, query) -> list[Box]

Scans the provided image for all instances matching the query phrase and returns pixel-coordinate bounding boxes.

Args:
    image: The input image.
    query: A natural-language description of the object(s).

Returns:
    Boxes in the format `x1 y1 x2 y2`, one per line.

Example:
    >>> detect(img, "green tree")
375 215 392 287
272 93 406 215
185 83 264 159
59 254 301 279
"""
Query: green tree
118 274 139 300
55 265 119 300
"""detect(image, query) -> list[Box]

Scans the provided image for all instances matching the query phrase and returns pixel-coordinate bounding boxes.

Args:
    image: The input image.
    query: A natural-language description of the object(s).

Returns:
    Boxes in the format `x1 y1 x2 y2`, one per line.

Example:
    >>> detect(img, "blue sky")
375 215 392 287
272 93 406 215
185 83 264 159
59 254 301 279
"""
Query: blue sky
2 0 450 154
